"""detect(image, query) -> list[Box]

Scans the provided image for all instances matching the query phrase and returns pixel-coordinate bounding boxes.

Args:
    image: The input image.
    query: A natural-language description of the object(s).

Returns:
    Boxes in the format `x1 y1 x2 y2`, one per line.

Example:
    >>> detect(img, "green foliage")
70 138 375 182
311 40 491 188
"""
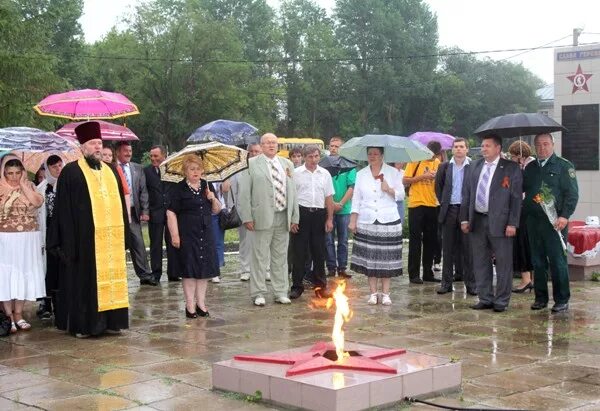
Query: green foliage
0 0 544 153
591 272 600 282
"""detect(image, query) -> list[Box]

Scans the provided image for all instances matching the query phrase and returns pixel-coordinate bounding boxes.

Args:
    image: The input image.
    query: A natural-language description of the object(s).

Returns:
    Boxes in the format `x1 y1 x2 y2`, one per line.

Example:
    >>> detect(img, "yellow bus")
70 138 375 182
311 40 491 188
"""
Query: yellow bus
277 137 325 158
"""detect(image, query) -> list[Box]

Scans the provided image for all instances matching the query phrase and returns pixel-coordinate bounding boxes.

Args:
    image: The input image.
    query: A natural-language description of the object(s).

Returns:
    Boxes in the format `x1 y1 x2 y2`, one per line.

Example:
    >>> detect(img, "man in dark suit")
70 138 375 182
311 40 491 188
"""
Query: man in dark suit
460 134 522 312
435 138 476 296
144 145 181 283
116 141 157 286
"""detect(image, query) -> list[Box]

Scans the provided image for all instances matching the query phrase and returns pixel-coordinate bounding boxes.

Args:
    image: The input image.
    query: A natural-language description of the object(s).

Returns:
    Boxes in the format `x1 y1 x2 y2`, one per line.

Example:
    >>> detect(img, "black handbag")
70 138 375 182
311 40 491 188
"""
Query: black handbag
218 189 242 230
0 312 11 337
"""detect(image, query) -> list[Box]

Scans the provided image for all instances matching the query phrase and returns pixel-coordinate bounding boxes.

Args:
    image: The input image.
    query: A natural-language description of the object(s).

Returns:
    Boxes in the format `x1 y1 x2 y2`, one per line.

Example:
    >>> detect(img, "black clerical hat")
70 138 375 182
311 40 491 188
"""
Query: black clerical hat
74 121 102 144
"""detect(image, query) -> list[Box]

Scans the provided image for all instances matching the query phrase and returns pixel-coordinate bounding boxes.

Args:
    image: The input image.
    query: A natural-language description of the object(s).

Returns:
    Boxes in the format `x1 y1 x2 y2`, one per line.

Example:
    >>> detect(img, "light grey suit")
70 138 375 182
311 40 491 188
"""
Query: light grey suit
238 154 299 300
460 157 522 309
119 161 152 280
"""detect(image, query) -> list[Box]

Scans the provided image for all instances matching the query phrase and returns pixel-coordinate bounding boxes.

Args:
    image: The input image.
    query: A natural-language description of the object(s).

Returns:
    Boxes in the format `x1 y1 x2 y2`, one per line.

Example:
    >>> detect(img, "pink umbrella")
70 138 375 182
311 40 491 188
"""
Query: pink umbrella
34 89 139 120
56 120 139 141
408 131 455 150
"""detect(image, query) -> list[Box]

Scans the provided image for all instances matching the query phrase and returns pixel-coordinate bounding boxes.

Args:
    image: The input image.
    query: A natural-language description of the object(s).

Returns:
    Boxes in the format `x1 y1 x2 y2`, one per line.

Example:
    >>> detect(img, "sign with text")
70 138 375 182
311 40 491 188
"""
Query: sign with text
557 48 600 61
561 104 599 171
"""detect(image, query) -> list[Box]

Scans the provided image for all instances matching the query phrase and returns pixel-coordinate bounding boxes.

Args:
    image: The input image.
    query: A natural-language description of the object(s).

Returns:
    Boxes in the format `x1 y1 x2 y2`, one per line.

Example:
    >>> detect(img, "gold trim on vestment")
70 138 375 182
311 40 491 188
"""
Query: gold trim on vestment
78 158 129 311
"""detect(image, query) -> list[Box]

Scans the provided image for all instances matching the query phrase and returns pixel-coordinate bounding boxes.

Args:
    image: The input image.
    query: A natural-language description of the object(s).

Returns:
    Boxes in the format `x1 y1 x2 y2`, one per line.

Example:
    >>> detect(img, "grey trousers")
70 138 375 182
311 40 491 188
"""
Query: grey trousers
250 211 289 300
129 210 152 280
238 224 252 275
470 213 513 308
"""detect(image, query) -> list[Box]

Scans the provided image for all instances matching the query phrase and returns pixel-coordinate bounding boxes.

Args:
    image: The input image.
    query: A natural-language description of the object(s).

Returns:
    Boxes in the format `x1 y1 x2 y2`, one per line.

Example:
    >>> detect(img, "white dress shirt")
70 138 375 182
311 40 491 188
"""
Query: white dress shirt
351 163 405 224
294 165 334 208
475 156 499 213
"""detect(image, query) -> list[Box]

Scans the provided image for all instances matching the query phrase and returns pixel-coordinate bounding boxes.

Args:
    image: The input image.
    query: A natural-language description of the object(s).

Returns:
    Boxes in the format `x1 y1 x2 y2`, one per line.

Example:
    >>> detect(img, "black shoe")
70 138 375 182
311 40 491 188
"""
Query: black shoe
512 282 533 293
185 308 197 319
470 302 493 310
551 303 569 313
196 306 210 317
493 305 507 312
338 270 352 279
168 277 182 282
466 288 478 296
454 276 463 282
423 277 441 283
409 278 424 284
327 270 337 277
289 289 303 299
531 301 548 310
141 278 159 286
436 286 453 295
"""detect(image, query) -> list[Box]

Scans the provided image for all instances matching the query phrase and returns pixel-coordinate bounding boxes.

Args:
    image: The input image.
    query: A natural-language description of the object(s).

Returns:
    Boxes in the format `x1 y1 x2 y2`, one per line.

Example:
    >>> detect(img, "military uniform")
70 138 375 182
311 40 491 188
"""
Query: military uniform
522 153 579 307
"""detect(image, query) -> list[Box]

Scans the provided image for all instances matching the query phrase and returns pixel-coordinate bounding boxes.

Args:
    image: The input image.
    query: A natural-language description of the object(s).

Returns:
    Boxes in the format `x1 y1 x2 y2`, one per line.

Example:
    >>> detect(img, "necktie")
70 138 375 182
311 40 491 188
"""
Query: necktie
475 163 492 211
120 163 132 190
270 161 286 211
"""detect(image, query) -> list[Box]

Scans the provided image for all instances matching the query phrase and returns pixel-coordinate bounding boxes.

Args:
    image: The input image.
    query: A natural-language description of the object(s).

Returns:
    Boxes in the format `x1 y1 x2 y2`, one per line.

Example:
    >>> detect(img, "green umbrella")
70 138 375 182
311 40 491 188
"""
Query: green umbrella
338 134 433 162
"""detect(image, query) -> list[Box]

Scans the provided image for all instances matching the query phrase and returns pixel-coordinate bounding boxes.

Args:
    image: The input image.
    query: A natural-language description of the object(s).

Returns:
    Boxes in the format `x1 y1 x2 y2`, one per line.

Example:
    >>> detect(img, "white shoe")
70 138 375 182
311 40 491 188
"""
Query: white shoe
211 276 221 283
367 293 379 305
75 333 90 339
240 273 250 281
433 264 441 272
265 271 271 281
275 296 291 304
381 294 392 306
254 297 266 306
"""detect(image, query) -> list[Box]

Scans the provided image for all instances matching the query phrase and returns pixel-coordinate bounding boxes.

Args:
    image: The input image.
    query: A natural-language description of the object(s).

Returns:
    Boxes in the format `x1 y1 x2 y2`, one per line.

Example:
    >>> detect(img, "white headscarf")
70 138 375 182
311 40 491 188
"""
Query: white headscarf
43 152 65 188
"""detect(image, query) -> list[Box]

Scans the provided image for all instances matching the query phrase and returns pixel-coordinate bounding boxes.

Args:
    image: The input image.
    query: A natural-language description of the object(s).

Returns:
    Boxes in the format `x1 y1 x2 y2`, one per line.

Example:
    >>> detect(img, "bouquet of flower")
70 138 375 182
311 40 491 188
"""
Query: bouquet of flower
533 181 566 252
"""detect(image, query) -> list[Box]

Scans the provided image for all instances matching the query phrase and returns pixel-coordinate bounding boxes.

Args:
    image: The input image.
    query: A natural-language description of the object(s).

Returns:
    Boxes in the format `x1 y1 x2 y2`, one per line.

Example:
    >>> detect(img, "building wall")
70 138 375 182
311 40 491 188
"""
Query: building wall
554 44 600 220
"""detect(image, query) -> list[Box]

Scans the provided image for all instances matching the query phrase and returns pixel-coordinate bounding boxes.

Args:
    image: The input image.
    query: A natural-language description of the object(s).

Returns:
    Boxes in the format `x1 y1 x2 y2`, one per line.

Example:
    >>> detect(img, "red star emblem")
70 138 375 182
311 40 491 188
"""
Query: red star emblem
234 341 406 377
567 64 593 94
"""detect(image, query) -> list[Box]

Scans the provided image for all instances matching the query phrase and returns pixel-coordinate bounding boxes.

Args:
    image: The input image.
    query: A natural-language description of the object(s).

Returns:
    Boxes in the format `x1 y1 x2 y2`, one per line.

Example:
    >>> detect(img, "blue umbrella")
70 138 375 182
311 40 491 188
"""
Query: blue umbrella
0 127 75 151
187 119 259 146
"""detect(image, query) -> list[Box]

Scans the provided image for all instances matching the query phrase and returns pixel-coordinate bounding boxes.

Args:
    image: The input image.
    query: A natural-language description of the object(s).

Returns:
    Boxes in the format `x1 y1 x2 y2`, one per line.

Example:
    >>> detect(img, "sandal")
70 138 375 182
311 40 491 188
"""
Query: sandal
15 319 31 331
10 322 17 334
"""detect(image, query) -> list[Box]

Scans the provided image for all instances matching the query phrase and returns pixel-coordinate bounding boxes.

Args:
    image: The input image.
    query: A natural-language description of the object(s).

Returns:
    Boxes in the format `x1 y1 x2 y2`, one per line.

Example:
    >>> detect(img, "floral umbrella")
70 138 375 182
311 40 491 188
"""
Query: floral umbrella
160 142 248 183
56 120 139 141
34 89 139 120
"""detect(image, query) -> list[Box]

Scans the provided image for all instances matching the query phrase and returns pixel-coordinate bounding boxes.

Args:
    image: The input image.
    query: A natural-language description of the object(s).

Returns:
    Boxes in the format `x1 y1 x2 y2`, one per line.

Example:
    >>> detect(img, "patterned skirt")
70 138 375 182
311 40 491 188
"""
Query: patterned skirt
350 220 403 278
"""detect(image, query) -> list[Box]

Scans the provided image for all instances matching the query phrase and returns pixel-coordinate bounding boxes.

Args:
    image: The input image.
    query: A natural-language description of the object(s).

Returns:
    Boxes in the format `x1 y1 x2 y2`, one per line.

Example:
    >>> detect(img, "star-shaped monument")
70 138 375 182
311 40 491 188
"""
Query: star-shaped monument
234 341 406 377
567 64 593 94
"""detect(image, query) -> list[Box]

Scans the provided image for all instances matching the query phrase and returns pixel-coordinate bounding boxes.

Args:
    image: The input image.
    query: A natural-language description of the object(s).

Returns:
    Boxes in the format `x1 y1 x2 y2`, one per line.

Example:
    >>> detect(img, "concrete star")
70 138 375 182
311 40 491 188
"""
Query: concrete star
234 341 406 377
567 64 593 94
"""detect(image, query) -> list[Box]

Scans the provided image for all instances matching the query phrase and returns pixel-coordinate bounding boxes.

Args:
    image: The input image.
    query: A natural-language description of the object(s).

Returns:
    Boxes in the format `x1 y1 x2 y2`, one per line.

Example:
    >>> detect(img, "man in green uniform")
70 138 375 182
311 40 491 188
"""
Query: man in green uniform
523 133 579 313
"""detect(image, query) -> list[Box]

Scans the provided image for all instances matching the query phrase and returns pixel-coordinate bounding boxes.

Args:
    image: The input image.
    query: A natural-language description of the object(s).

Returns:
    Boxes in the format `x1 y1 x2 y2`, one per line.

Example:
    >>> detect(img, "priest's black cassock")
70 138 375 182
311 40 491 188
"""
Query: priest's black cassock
50 159 130 336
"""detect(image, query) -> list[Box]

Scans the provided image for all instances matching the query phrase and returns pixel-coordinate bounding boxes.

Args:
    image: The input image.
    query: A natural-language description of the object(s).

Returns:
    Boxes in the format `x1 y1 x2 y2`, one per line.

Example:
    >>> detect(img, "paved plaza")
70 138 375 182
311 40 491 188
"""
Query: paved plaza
1 249 600 410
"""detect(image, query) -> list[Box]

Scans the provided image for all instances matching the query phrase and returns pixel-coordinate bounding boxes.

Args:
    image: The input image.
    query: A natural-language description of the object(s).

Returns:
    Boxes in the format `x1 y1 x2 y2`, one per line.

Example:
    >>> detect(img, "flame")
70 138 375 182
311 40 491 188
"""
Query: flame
330 280 352 362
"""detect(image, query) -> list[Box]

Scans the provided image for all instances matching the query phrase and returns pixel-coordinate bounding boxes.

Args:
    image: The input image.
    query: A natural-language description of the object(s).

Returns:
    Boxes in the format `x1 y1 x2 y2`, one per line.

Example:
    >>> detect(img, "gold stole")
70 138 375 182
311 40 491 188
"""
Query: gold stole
78 158 129 312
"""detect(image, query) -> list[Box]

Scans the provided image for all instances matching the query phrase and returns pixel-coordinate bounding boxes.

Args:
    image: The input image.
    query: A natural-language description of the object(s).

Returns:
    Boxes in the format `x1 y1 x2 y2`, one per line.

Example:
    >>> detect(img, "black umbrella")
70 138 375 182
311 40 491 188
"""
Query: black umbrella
319 155 358 176
474 113 567 138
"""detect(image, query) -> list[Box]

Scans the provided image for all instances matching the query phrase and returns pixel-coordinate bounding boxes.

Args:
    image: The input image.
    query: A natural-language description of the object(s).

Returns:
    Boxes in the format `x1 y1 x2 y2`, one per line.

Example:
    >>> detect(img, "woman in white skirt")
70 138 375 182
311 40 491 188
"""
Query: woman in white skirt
349 147 404 305
0 155 45 333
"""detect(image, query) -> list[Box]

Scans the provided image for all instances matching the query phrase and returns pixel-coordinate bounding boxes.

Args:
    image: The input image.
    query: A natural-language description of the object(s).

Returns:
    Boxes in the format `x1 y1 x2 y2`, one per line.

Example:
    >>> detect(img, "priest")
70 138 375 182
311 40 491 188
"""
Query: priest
50 121 129 338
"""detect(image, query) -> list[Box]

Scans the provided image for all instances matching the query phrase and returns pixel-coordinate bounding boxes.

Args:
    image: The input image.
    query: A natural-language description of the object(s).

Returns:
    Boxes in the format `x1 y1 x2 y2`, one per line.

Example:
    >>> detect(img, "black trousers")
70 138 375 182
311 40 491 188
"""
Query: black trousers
441 205 475 290
408 205 438 280
291 207 328 292
149 220 181 281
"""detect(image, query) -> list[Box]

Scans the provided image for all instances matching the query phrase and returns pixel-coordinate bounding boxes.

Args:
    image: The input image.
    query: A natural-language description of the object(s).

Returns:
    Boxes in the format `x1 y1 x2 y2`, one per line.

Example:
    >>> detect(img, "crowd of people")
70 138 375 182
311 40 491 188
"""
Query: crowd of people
0 122 580 338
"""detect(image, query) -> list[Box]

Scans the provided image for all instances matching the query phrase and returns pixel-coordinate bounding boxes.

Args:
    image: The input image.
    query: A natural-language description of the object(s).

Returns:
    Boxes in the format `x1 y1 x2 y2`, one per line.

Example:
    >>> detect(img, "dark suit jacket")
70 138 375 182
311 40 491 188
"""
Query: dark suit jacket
460 157 522 237
435 160 471 223
119 161 149 219
144 165 173 225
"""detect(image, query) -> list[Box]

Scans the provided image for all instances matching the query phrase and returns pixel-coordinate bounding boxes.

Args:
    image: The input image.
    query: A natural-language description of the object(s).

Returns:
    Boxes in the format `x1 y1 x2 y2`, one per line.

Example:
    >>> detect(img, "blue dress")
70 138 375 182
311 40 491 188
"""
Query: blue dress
168 180 219 279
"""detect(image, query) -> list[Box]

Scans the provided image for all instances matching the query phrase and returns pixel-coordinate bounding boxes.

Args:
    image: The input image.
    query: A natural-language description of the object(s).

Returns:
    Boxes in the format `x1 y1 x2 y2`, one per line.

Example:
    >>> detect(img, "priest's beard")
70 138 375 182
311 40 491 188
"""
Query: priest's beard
84 154 102 170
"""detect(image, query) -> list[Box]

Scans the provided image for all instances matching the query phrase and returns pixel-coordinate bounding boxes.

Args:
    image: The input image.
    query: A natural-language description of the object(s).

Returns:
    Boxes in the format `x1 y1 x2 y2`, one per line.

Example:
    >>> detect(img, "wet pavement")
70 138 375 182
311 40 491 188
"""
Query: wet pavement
1 249 599 410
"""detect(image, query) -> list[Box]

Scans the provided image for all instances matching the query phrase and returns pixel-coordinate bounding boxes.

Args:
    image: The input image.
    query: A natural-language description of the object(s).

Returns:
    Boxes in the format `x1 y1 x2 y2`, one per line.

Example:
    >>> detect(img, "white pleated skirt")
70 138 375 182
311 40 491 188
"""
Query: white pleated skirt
0 231 45 301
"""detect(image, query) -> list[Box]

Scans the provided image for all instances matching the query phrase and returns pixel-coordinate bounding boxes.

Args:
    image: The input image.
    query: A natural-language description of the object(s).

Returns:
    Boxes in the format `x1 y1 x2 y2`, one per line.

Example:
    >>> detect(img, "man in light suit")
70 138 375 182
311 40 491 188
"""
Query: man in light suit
460 134 522 312
116 141 157 286
238 133 299 307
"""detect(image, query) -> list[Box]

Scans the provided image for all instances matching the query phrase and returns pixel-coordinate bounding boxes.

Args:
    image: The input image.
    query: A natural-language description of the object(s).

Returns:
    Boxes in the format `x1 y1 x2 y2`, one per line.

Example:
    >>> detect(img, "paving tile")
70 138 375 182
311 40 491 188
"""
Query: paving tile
2 380 89 406
0 371 54 393
38 393 139 411
112 378 197 404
